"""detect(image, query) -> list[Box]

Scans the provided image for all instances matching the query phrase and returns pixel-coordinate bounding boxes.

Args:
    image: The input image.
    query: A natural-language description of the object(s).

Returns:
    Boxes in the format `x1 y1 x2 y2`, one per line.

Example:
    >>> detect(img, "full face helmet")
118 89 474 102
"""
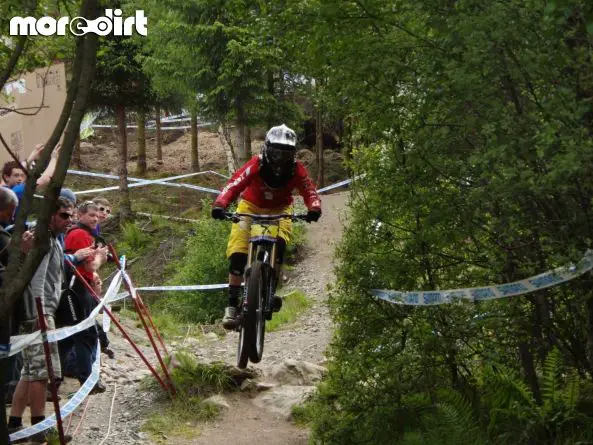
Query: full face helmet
262 124 298 182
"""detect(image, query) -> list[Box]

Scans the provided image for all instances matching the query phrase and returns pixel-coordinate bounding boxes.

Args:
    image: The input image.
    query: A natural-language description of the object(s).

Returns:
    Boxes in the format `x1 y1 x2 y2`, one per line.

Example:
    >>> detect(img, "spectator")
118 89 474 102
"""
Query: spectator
7 197 74 443
1 161 25 189
0 188 32 405
61 201 108 394
2 143 60 222
91 197 111 242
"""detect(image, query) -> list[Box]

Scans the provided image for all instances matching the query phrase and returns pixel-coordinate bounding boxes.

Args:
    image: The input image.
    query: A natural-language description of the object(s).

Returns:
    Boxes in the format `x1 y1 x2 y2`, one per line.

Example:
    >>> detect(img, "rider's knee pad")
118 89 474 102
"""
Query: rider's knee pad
229 252 248 276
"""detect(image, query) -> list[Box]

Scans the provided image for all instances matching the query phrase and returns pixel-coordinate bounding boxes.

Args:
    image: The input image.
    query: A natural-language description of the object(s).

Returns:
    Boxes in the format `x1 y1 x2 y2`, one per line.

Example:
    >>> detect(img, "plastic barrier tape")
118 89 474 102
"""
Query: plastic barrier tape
68 170 222 196
136 284 229 291
2 272 122 358
318 178 353 194
372 250 593 306
9 342 101 442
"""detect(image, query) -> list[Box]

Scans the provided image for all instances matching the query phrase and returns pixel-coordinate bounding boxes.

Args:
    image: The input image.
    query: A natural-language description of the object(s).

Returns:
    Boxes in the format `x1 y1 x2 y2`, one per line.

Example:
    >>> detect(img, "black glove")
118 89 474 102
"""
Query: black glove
306 209 321 223
211 207 226 220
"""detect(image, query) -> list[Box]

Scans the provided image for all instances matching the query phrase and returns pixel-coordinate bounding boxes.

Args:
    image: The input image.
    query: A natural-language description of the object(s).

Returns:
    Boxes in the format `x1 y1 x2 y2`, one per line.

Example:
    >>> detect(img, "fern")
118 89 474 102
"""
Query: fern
562 371 580 410
541 348 562 412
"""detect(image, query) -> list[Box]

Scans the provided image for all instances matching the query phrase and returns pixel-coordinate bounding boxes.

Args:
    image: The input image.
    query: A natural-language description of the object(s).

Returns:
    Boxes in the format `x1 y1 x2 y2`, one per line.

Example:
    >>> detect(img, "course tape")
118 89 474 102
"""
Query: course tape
372 250 593 306
102 260 124 334
318 178 353 194
67 169 222 196
136 212 200 223
2 272 122 358
9 341 101 442
137 283 229 291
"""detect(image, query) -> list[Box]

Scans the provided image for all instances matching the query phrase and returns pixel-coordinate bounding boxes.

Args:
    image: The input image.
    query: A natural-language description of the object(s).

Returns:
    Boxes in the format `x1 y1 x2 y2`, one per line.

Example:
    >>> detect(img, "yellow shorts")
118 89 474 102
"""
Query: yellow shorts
226 199 292 257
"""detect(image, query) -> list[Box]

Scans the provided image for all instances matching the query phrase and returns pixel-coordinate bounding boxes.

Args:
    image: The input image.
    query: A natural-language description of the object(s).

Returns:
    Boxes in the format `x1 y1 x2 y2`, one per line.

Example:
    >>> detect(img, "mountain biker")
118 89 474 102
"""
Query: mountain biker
211 124 322 329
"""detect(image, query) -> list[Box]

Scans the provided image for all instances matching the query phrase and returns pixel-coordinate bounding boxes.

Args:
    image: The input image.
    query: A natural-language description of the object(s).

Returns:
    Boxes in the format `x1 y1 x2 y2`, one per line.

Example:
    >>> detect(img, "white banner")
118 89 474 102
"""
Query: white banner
373 250 593 306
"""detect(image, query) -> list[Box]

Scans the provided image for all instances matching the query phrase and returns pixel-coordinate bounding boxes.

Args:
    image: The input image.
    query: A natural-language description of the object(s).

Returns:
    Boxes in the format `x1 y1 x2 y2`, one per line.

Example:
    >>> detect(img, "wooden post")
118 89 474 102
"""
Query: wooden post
34 298 66 445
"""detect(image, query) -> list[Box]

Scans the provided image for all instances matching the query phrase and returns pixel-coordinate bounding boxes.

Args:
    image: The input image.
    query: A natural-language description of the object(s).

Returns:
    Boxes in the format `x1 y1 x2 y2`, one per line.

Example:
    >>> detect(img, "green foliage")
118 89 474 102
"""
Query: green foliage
266 289 311 332
152 205 230 323
137 0 302 127
118 222 152 256
286 0 593 443
170 352 234 396
142 352 234 442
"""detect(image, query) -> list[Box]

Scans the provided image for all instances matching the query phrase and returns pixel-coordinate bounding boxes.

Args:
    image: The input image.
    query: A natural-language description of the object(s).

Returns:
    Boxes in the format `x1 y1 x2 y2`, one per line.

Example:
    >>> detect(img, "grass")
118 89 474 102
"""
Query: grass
141 352 236 443
267 289 311 332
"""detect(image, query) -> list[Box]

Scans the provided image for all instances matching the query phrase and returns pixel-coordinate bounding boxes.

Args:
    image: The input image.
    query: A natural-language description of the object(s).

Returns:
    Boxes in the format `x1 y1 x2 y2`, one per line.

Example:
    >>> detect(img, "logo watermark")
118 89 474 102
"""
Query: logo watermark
10 9 147 36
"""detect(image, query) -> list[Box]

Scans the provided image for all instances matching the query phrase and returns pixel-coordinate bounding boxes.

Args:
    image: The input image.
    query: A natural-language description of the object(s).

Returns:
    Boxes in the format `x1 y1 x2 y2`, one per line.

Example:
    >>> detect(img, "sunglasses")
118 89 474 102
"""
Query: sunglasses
99 207 111 214
58 212 73 220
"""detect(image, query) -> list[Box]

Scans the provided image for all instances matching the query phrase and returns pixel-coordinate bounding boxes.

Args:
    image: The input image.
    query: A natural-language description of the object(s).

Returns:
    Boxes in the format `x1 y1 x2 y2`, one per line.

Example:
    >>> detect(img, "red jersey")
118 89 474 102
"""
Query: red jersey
64 226 95 283
214 155 321 210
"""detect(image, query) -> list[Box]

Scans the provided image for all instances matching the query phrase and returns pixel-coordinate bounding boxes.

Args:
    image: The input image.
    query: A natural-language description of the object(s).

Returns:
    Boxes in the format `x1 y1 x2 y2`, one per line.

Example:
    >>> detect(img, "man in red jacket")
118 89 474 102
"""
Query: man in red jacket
212 124 322 329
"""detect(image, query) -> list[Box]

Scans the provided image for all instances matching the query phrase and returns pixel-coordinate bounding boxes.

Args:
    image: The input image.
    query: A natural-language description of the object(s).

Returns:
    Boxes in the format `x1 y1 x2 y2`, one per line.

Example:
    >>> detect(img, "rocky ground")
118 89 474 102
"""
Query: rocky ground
62 191 348 444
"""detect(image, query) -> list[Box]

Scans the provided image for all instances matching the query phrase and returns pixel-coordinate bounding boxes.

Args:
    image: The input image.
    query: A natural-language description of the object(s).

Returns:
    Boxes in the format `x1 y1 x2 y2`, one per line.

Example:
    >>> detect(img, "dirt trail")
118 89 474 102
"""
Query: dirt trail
184 191 348 445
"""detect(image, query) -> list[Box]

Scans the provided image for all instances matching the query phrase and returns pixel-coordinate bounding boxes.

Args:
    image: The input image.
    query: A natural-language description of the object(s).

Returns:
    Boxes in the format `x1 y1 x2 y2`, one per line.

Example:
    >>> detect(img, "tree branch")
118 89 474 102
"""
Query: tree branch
0 0 99 317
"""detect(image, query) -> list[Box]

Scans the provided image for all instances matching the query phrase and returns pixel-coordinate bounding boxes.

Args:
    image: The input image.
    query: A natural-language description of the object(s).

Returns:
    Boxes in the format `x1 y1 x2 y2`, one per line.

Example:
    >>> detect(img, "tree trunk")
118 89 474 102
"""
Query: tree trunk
267 70 275 129
156 106 163 164
246 126 252 157
74 136 82 168
219 124 236 174
316 108 324 188
235 104 248 164
518 342 541 404
0 1 100 442
136 111 146 175
190 112 199 172
116 104 132 221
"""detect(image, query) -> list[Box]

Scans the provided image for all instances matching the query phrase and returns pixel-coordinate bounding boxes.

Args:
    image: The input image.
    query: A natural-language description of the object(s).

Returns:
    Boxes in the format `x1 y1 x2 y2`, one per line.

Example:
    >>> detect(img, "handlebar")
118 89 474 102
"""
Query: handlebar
223 212 308 223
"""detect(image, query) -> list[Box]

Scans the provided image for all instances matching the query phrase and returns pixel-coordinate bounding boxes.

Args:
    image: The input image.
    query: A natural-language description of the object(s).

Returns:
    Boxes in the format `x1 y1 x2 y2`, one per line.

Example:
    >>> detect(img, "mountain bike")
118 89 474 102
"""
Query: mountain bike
224 212 308 369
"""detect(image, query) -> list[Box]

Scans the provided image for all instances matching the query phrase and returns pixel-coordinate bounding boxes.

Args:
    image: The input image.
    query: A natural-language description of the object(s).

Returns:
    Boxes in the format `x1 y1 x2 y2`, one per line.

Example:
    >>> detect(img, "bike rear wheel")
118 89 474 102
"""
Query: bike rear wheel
237 262 264 368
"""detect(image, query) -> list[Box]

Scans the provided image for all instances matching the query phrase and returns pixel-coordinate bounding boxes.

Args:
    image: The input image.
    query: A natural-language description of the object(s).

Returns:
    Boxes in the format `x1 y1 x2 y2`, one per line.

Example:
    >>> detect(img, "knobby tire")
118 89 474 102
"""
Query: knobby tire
237 261 264 368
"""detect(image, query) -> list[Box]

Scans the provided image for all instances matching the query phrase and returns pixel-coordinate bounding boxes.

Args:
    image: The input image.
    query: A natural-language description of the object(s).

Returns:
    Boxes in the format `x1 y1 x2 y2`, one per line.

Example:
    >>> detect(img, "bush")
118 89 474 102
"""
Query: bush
118 222 152 256
142 353 235 443
151 202 309 324
151 204 230 323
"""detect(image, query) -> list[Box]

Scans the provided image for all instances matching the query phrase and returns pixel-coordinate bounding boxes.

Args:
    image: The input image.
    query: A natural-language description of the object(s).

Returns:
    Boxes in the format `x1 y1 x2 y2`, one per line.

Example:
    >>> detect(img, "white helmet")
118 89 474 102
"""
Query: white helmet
262 124 298 180
265 124 297 148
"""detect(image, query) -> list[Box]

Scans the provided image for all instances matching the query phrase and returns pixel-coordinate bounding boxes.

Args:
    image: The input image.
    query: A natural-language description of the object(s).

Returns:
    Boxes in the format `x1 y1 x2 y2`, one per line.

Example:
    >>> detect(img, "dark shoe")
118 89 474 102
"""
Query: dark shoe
30 428 72 443
272 296 283 312
222 306 238 330
89 381 107 394
102 347 115 359
7 425 23 435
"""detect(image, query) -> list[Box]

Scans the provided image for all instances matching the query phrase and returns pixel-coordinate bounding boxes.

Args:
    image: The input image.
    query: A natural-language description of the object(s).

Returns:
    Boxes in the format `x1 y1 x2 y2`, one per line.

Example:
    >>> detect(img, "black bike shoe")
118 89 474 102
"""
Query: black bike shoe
89 381 107 395
272 296 283 312
222 306 238 330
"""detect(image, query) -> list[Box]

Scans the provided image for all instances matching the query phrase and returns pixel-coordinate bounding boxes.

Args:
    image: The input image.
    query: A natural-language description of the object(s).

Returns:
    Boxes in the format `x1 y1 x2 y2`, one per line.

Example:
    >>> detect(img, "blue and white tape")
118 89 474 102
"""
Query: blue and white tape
68 169 222 196
317 174 364 194
318 178 353 194
136 283 229 291
9 342 101 442
3 272 123 358
373 250 593 306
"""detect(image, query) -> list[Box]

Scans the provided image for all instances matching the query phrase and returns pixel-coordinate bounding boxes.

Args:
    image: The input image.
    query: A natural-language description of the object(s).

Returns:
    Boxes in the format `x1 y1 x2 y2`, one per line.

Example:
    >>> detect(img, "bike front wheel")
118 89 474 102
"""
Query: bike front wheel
249 261 268 363
237 261 265 368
